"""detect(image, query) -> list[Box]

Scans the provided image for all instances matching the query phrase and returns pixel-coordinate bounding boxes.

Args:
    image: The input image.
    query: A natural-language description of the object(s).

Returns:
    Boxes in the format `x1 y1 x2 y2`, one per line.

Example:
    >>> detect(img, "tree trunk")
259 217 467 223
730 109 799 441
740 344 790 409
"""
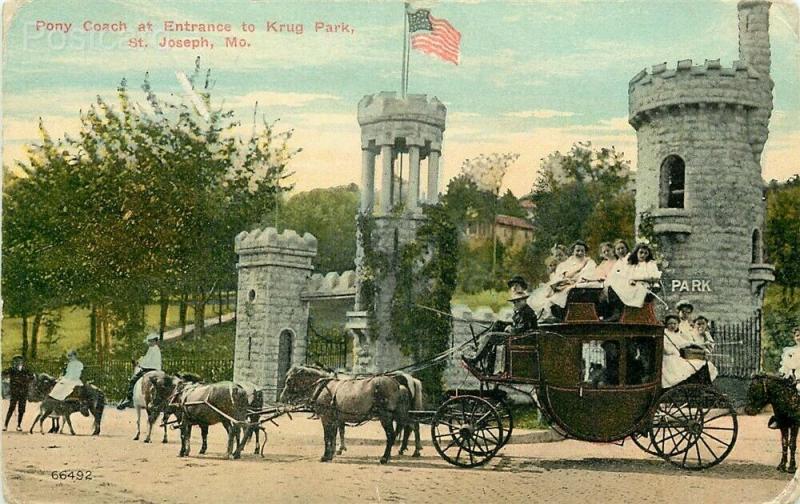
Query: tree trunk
218 290 223 324
103 316 111 359
159 291 169 341
193 295 206 339
21 315 29 359
97 310 105 366
179 292 188 336
90 305 97 351
30 313 42 360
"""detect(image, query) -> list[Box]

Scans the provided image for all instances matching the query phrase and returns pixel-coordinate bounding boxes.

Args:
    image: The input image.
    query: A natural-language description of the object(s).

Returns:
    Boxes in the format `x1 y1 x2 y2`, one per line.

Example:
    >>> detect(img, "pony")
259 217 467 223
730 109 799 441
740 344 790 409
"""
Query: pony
29 384 105 436
235 382 268 456
172 380 251 459
132 370 182 443
746 373 800 472
26 373 60 433
280 365 410 464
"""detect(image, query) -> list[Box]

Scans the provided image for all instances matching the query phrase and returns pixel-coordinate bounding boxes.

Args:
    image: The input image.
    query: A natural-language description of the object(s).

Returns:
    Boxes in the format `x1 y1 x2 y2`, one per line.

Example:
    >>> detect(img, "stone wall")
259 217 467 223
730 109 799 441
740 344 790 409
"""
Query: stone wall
233 227 317 401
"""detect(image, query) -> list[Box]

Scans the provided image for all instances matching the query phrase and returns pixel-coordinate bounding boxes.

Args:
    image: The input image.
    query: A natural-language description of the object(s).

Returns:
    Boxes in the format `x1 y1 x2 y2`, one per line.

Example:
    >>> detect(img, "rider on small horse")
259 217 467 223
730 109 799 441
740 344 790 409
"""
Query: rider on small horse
118 333 162 410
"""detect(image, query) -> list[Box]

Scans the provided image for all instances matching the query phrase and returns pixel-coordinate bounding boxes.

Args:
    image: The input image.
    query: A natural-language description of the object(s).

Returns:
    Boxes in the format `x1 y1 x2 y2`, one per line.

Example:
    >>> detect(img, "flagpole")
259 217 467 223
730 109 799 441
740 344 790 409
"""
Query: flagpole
404 17 411 96
402 3 409 98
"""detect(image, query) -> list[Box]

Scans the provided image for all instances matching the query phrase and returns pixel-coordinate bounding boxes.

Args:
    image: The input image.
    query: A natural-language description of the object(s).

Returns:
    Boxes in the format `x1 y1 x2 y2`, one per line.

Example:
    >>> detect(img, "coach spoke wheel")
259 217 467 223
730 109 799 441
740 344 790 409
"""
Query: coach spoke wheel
494 398 514 449
651 384 738 470
431 395 503 468
630 429 660 457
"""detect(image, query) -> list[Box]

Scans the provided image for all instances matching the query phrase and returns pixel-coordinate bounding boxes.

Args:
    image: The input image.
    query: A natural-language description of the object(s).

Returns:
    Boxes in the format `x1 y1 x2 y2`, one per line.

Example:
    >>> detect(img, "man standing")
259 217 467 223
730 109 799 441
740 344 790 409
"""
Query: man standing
2 355 35 431
117 333 162 409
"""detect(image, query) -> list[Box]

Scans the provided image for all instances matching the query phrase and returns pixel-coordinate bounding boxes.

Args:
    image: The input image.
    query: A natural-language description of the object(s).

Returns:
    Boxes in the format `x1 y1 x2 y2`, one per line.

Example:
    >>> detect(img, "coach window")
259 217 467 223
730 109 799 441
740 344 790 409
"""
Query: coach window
581 340 620 386
659 155 685 209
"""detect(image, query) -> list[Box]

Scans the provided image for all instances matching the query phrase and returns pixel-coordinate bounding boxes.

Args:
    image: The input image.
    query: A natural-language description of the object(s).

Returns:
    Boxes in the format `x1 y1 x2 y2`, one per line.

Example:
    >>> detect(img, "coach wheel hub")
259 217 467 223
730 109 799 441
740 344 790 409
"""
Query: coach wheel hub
460 426 473 440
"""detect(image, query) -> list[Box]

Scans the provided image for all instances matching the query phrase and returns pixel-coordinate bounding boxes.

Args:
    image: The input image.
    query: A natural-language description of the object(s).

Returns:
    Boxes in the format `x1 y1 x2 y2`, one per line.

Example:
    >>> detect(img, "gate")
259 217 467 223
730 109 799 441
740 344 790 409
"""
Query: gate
305 323 348 370
710 309 762 378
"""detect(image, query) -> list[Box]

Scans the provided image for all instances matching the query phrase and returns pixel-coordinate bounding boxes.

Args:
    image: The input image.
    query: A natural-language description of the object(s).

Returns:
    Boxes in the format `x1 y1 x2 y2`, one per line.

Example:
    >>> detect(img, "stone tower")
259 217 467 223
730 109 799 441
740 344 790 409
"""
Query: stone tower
628 0 775 324
233 227 317 401
347 92 446 373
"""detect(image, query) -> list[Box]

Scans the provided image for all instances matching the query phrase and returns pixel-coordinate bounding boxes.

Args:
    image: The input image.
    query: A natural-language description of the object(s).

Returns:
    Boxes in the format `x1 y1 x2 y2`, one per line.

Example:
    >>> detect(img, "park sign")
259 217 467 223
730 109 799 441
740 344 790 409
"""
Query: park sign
670 279 712 293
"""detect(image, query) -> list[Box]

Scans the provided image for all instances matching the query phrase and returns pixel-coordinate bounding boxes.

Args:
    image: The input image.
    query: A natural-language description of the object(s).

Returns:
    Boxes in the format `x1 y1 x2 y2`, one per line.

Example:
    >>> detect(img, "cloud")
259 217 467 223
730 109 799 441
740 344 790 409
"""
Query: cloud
505 109 578 119
225 91 342 110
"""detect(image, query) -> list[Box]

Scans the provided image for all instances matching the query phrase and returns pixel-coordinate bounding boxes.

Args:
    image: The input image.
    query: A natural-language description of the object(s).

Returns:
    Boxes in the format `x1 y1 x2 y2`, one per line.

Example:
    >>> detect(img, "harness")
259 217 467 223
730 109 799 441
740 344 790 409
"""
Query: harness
305 374 395 427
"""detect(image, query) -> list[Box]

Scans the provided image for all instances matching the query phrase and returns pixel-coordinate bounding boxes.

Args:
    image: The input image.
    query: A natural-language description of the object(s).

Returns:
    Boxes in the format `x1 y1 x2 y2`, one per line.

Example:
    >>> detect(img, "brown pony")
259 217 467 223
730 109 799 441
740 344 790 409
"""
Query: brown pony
172 381 251 459
280 365 410 464
29 384 105 436
746 373 800 472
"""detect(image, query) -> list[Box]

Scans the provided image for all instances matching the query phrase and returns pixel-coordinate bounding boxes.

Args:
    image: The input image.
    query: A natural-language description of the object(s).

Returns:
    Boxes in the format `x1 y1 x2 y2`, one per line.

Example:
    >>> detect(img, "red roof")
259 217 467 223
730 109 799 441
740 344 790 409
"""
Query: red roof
494 214 534 230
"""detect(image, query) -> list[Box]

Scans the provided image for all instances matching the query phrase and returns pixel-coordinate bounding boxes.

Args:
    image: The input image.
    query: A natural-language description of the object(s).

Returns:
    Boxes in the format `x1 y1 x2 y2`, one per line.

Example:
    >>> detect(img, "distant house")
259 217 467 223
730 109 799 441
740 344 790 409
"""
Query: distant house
465 214 534 249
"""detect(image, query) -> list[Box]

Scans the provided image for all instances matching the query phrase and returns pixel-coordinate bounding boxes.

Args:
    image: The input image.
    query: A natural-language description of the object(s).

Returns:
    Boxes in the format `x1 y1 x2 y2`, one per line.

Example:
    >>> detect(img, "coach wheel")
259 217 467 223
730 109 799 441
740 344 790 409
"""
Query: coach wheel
493 397 514 448
431 395 504 468
650 384 738 470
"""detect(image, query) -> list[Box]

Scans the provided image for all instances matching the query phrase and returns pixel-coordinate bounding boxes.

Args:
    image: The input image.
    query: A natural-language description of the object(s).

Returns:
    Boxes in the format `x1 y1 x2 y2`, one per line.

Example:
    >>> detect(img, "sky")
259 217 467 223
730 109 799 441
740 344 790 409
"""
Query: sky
2 0 799 195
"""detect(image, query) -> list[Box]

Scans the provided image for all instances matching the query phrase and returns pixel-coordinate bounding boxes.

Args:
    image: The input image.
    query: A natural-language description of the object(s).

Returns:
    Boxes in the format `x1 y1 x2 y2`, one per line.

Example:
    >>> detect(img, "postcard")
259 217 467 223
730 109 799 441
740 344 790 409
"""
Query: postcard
2 0 800 502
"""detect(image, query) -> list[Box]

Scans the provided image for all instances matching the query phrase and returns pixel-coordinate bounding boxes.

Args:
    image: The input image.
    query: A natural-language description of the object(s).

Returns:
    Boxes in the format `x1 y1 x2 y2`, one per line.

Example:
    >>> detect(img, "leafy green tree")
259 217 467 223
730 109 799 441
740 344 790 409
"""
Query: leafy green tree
525 141 635 283
766 175 800 300
269 184 359 273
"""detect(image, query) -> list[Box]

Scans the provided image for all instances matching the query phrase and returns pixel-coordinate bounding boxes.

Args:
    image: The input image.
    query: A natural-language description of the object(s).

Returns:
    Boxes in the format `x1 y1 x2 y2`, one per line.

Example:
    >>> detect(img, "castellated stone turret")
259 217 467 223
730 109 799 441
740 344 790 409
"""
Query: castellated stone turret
348 92 447 373
233 227 317 400
629 0 774 324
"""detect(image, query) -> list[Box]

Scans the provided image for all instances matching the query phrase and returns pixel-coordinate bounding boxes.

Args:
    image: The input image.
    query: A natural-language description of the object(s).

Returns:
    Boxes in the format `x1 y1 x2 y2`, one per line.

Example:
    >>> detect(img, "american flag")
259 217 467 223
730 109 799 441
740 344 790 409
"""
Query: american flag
408 9 461 65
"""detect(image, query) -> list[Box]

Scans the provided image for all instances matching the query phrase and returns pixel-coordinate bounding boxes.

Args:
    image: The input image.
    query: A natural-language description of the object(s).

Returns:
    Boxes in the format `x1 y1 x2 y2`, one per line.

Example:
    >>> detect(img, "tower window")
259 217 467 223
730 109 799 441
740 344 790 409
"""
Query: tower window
752 229 762 263
659 155 685 209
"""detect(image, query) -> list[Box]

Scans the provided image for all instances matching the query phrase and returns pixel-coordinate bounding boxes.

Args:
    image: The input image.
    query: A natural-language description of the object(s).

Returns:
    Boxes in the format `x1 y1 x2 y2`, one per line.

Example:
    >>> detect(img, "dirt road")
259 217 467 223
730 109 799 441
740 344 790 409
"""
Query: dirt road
1 401 793 503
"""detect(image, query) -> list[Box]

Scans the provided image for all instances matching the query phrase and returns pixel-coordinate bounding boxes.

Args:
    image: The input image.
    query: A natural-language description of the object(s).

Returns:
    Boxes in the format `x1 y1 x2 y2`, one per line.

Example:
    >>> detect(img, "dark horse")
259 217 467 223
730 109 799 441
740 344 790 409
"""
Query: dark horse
746 373 800 472
26 373 60 432
281 365 411 464
29 384 105 436
172 381 251 459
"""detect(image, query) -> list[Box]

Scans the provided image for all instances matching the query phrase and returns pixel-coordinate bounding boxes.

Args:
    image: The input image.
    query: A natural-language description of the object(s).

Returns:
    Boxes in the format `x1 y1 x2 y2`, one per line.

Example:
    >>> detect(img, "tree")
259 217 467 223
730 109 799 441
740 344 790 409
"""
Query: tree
269 184 359 273
525 141 634 283
766 175 800 300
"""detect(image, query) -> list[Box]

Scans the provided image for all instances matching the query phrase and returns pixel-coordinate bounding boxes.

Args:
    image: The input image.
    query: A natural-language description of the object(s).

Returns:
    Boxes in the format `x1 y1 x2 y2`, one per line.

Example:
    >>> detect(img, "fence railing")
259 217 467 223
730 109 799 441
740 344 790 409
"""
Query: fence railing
29 358 234 401
305 325 348 370
710 310 762 379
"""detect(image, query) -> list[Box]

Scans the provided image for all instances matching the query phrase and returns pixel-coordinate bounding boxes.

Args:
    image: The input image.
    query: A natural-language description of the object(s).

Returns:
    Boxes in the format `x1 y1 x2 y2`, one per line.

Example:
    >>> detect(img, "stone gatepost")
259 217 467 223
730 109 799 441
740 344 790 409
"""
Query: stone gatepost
347 92 447 374
233 227 317 401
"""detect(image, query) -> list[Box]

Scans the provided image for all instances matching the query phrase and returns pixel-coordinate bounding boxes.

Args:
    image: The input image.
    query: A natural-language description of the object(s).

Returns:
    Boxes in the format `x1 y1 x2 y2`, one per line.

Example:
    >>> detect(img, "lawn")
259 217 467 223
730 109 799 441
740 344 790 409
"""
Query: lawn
0 302 238 362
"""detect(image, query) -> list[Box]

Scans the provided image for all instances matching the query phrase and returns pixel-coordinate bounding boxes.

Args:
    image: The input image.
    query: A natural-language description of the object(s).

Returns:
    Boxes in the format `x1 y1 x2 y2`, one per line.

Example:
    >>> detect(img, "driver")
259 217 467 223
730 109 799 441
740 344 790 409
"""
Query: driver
463 277 538 375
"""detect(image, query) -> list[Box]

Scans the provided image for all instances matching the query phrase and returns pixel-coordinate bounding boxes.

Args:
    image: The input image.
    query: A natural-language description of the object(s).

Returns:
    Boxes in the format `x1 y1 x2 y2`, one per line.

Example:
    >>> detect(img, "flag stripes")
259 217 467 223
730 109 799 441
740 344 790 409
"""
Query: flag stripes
410 13 461 65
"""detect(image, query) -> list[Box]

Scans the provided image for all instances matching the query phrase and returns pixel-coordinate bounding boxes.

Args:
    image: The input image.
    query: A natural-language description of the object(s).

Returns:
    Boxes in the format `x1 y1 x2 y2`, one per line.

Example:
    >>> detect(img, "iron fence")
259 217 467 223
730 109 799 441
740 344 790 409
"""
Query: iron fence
710 310 762 378
305 325 348 370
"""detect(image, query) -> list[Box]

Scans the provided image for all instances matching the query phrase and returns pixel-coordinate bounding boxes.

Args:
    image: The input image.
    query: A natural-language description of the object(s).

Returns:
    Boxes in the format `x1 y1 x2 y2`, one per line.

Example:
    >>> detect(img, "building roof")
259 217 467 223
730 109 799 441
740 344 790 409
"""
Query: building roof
495 214 534 230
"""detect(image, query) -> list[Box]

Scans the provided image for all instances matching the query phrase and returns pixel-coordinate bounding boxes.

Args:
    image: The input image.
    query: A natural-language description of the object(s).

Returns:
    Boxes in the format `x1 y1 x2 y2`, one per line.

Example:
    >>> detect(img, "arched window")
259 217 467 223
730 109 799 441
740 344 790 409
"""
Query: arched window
752 229 762 263
277 329 294 395
659 155 685 209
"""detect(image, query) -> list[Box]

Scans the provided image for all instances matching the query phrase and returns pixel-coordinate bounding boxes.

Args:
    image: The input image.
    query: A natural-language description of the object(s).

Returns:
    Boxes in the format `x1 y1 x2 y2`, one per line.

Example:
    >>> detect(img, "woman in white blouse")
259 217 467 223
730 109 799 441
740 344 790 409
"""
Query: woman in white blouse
603 243 661 321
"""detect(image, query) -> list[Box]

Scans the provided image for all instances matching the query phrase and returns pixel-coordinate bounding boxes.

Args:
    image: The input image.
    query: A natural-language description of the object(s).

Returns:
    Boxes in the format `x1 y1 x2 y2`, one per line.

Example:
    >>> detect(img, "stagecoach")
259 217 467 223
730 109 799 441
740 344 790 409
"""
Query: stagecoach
429 287 738 470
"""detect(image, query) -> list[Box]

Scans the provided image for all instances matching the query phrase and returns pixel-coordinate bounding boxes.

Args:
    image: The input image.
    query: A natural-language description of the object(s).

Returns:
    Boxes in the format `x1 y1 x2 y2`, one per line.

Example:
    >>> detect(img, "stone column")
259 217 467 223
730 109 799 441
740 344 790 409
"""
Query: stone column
427 150 440 203
406 145 421 212
380 144 394 214
360 148 376 212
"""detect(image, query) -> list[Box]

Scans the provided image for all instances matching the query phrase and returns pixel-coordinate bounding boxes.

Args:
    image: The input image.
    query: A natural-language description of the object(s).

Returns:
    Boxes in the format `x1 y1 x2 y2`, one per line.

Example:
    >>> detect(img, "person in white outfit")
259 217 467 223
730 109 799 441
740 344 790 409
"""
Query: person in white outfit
48 350 84 401
691 315 715 352
545 240 597 319
528 256 559 320
779 326 800 392
676 300 695 337
661 315 718 388
118 333 163 409
603 243 661 321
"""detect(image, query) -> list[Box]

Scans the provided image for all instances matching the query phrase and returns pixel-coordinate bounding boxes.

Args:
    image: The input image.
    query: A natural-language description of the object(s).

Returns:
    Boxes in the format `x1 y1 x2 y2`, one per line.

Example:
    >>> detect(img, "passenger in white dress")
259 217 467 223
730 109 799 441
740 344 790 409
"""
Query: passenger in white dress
676 300 695 338
779 326 800 392
528 256 559 320
545 240 597 319
587 242 615 282
48 350 84 401
691 315 715 351
661 315 718 388
603 243 661 321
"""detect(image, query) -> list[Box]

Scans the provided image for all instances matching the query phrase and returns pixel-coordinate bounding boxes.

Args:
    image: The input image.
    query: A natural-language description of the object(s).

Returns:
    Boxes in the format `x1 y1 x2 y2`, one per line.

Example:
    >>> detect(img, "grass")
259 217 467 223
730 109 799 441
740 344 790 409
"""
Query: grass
451 289 507 313
0 302 241 362
510 404 551 430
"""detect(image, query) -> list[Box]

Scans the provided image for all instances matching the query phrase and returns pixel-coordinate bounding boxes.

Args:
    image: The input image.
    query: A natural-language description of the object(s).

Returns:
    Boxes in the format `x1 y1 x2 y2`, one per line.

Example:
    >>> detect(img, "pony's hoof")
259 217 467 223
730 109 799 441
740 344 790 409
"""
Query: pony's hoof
133 435 140 441
778 464 787 472
320 456 332 462
379 457 389 465
399 449 406 455
412 452 421 458
144 439 151 444
162 439 168 444
790 465 797 473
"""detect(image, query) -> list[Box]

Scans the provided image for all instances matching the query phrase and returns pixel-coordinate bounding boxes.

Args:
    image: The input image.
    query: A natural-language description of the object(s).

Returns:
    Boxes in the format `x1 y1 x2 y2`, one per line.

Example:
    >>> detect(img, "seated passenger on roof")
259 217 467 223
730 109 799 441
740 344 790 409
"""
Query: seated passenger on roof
602 242 661 321
544 240 596 320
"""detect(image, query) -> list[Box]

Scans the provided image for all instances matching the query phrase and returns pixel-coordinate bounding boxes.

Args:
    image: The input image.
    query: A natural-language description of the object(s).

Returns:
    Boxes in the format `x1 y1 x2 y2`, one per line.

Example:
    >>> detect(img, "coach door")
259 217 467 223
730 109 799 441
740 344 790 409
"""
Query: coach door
277 329 294 395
